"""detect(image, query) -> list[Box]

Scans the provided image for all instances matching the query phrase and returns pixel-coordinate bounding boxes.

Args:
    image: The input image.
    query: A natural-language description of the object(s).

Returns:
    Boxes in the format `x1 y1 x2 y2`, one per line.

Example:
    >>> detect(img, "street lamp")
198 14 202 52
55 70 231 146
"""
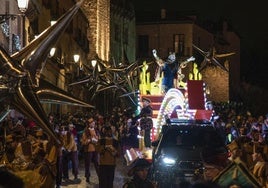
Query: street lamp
73 54 80 63
0 0 29 49
17 0 29 13
0 0 29 19
49 47 56 58
91 60 97 67
18 0 29 47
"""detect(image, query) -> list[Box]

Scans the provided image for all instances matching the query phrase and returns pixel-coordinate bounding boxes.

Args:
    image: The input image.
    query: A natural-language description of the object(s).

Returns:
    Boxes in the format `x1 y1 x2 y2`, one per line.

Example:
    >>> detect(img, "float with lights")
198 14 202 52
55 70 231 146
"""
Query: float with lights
124 59 214 164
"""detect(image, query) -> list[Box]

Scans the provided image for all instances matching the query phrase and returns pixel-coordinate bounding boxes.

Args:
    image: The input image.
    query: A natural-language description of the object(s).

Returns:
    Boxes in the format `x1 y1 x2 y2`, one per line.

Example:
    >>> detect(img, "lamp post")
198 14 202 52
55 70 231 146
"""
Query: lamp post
17 0 29 47
17 0 29 13
91 59 97 78
0 0 29 50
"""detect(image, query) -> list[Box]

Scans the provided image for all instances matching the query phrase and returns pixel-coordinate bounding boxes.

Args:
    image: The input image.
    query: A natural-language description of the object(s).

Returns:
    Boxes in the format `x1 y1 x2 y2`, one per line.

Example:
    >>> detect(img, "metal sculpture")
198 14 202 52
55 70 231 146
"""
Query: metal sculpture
69 56 144 106
192 44 235 72
0 0 91 144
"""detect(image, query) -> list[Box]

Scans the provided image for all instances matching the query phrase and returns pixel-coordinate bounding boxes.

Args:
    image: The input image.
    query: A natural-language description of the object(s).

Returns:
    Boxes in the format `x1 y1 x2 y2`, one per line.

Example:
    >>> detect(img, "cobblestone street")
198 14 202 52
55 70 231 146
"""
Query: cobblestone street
61 156 129 188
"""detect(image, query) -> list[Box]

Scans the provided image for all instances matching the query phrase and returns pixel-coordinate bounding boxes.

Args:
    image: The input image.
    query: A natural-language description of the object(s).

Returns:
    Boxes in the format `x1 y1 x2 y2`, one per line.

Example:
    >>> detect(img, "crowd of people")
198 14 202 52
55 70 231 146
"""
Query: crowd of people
0 99 267 187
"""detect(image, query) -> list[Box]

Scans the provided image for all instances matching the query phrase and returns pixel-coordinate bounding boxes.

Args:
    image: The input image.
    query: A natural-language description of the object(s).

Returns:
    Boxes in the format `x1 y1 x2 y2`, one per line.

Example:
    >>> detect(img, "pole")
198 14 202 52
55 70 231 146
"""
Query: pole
22 14 25 47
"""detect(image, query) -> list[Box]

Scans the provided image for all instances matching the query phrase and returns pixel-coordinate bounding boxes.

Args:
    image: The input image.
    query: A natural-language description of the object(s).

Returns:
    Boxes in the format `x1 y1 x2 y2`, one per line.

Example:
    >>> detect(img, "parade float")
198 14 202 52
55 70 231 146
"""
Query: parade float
124 51 214 164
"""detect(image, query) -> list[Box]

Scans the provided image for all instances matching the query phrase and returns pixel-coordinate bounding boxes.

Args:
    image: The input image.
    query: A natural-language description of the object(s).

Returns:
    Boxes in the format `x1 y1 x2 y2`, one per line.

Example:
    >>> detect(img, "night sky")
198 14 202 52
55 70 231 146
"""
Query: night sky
133 0 268 89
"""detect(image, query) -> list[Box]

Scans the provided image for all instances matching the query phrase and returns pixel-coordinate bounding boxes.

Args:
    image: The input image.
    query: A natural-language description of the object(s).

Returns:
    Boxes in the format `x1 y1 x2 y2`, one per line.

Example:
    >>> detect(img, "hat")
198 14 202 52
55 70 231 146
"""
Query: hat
227 141 239 152
142 97 151 103
127 158 151 176
6 134 13 143
36 130 43 137
88 118 94 123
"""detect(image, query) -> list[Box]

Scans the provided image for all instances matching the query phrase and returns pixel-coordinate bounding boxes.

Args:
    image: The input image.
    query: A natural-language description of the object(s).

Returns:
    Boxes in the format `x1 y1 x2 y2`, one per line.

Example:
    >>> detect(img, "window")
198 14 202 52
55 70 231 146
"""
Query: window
174 34 185 56
123 28 128 44
138 35 149 57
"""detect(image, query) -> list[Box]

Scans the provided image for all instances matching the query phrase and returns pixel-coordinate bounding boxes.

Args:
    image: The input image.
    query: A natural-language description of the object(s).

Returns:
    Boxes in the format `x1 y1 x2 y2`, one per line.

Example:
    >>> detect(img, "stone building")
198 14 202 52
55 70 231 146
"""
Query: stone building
0 0 136 115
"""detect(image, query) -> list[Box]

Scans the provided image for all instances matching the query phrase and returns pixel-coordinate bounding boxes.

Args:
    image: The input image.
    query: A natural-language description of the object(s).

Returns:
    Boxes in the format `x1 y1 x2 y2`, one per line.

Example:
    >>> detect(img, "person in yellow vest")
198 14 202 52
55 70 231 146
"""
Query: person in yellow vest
81 118 100 183
95 126 120 188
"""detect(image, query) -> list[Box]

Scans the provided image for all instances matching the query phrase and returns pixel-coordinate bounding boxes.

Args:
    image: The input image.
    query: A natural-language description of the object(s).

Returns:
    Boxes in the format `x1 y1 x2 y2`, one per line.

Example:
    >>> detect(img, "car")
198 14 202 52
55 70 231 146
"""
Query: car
150 119 228 187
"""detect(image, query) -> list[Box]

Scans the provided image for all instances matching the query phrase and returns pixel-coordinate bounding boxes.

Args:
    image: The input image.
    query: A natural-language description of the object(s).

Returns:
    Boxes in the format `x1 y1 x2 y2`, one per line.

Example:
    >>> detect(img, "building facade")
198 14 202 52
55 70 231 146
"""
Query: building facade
0 0 137 115
136 9 240 102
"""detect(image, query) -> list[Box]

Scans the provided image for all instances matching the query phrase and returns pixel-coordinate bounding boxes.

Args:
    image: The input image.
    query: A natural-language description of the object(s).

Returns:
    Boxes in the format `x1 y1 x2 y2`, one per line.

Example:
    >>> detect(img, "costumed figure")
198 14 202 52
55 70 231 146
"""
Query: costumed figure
80 118 100 183
61 125 79 180
153 50 178 93
95 126 120 188
139 97 153 149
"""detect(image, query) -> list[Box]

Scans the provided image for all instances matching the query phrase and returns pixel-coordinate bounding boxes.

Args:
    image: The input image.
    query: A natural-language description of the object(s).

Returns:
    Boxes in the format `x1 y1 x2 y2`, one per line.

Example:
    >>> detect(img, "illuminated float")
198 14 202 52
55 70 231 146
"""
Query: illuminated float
124 60 214 164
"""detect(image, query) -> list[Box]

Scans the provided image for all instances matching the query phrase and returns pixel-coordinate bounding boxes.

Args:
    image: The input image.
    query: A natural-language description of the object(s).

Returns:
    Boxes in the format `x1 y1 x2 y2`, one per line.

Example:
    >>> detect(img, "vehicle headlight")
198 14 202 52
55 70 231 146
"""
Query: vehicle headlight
162 157 176 166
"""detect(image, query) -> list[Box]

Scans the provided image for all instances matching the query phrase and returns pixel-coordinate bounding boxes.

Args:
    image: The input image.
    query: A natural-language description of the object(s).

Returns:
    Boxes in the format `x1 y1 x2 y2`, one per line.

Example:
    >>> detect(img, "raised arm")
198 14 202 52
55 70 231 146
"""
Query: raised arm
152 49 165 67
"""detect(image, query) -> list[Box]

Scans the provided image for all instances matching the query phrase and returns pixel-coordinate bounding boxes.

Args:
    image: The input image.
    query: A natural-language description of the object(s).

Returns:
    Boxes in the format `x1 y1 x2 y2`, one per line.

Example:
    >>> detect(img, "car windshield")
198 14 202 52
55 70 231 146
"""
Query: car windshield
160 125 224 148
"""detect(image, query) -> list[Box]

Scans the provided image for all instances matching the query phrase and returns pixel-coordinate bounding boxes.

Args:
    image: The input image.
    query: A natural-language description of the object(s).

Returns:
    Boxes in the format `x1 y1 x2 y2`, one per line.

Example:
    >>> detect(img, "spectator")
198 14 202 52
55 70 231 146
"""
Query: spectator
252 145 268 187
123 158 155 188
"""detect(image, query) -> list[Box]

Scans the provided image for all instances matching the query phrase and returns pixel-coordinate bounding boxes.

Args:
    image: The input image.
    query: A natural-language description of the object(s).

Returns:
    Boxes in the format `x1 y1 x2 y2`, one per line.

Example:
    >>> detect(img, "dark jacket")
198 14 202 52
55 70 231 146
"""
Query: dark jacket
123 175 155 188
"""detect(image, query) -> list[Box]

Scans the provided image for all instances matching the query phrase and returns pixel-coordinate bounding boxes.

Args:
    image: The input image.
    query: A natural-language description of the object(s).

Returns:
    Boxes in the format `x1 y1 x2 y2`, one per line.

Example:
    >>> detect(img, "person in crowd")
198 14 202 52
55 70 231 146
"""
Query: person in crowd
262 114 268 138
200 146 230 181
123 158 155 188
55 126 65 188
128 117 139 149
68 123 78 147
252 145 268 187
226 139 252 171
139 97 153 149
32 129 58 188
48 113 55 129
13 132 33 167
62 125 79 181
81 118 100 183
95 126 120 188
111 124 119 141
119 118 132 154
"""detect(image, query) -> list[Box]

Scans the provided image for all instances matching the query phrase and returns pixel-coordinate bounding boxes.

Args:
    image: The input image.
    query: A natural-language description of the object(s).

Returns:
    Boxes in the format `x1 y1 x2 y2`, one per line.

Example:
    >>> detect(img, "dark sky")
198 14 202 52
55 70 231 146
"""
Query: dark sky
133 0 268 88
